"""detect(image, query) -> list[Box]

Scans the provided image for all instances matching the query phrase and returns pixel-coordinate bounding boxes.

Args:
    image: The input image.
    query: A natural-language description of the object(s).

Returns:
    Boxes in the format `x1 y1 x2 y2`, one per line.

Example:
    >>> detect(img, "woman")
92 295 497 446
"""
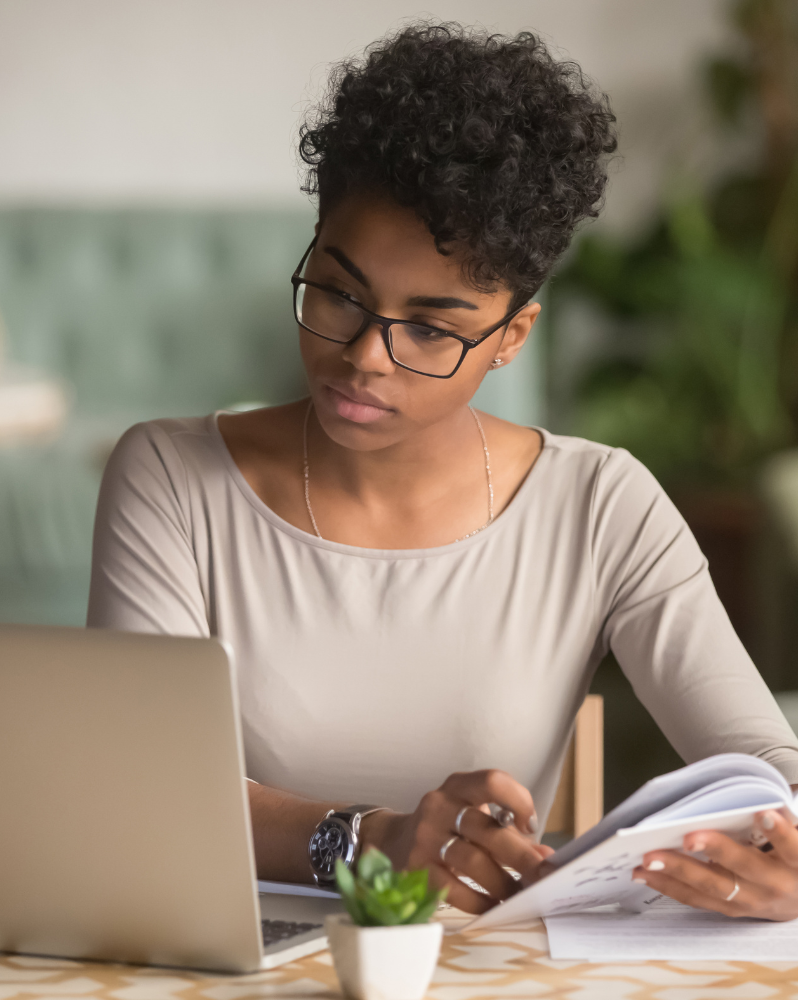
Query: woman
88 24 798 919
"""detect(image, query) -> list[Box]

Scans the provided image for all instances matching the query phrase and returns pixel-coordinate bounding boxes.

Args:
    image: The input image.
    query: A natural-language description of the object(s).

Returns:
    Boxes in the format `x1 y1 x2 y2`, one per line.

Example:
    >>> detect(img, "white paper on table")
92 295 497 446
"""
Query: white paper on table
257 880 338 898
544 895 798 961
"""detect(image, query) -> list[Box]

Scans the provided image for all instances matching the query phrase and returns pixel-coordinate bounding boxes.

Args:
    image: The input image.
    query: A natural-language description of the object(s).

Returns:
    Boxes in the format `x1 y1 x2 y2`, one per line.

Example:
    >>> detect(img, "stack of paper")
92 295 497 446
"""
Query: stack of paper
544 895 798 961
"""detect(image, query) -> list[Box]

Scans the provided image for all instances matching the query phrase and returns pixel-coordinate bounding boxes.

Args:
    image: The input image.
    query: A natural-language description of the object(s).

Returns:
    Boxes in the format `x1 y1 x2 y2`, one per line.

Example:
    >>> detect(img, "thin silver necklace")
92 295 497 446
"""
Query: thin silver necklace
302 401 494 543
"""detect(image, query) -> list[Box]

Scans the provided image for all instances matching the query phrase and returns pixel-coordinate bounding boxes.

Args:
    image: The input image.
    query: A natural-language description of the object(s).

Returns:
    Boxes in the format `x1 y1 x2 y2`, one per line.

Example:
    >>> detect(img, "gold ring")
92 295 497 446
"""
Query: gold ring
725 880 740 902
440 835 458 864
454 807 471 836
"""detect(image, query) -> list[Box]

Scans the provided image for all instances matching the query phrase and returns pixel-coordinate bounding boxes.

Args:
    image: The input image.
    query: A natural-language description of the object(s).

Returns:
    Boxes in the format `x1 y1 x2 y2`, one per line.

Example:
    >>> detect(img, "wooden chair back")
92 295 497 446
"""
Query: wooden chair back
544 694 604 838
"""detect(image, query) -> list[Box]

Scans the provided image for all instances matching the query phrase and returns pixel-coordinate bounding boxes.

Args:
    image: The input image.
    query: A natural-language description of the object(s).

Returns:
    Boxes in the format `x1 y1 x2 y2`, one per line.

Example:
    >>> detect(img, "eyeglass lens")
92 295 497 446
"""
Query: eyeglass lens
296 283 464 376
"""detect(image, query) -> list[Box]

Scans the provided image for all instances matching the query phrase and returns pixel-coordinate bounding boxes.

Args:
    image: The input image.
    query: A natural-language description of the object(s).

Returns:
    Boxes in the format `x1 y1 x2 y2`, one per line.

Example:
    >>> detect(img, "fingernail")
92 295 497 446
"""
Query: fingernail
632 877 647 884
762 811 778 831
689 838 706 853
528 813 539 836
645 859 665 872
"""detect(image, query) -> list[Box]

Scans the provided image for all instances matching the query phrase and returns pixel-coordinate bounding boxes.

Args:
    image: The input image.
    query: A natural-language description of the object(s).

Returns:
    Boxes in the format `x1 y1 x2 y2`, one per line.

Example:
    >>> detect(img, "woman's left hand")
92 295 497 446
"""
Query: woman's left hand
633 809 798 921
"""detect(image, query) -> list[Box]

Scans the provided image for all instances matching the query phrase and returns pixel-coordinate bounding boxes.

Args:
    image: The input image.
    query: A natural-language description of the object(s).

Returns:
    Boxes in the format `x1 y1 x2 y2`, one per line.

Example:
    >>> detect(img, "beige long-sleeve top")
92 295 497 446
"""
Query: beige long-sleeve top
87 414 798 822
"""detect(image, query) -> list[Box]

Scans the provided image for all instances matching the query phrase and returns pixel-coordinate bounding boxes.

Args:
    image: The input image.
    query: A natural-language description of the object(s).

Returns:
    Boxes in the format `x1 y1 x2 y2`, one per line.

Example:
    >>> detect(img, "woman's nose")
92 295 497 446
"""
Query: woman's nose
341 322 396 374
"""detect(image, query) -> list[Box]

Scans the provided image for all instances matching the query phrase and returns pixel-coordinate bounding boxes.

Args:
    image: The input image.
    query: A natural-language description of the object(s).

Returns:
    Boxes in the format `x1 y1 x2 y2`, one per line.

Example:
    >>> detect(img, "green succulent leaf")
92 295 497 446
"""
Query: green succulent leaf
406 899 439 924
337 848 446 926
335 859 357 900
358 847 392 884
342 894 368 926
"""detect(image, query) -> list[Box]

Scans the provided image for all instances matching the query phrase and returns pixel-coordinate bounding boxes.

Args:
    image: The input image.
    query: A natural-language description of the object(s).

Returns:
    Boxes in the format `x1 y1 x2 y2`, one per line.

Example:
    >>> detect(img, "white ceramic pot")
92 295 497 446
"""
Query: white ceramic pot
325 914 443 1000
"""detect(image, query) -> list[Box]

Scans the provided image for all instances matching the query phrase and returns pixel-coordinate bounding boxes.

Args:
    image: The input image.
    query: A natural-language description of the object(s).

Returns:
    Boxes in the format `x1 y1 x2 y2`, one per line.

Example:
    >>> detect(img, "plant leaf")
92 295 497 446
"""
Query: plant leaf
357 848 392 884
346 856 445 926
363 895 402 926
405 899 439 924
342 892 368 926
335 859 357 900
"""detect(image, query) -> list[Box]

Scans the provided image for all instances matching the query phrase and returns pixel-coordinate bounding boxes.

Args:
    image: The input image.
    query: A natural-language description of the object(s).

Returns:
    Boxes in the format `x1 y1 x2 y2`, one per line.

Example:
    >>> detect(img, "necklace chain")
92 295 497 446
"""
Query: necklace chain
302 401 494 544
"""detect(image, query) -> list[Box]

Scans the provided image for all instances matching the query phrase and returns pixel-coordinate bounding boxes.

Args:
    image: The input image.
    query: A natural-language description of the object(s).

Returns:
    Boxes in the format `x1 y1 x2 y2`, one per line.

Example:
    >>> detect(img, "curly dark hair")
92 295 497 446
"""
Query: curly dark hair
299 23 617 309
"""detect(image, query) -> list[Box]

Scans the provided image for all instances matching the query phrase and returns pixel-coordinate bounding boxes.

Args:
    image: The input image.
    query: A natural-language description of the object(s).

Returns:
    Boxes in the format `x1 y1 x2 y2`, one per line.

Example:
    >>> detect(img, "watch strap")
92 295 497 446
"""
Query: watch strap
330 804 384 835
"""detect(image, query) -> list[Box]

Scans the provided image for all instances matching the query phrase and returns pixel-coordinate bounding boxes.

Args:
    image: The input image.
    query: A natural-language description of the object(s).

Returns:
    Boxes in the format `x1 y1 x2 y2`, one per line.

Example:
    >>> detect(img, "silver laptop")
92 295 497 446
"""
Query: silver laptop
0 624 343 973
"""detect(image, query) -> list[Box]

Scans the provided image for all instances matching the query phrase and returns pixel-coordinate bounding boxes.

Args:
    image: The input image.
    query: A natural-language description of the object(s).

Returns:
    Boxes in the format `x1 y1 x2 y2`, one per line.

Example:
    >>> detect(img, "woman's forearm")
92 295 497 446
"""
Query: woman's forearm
247 780 347 882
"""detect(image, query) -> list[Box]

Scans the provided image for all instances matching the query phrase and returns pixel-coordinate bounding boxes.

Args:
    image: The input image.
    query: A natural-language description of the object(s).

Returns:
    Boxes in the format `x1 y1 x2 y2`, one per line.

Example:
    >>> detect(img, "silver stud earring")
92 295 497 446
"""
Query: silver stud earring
491 358 504 368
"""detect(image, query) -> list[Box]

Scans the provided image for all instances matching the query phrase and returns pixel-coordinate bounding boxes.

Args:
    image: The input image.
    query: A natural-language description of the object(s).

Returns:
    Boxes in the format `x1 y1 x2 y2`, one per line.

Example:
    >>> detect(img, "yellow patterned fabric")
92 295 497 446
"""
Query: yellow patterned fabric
2 912 798 999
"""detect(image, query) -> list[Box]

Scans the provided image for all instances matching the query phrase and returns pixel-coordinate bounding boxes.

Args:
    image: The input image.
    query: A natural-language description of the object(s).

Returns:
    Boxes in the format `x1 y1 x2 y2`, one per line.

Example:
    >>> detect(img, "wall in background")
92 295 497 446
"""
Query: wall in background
0 0 730 227
0 0 731 424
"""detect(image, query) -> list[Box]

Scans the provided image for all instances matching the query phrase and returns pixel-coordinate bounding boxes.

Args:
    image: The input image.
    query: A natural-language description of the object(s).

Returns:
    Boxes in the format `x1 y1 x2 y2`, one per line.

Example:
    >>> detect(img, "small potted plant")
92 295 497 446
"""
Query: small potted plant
326 848 447 1000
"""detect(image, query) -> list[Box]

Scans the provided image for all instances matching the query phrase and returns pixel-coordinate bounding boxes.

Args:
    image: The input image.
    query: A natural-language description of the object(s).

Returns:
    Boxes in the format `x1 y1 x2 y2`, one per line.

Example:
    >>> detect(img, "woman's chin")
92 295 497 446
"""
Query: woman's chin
313 410 397 452
311 387 399 447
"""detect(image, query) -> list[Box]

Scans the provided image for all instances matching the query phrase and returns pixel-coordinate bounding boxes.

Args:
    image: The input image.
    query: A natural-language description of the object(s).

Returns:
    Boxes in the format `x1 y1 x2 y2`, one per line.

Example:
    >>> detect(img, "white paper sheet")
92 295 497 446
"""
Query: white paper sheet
544 895 798 961
257 879 338 898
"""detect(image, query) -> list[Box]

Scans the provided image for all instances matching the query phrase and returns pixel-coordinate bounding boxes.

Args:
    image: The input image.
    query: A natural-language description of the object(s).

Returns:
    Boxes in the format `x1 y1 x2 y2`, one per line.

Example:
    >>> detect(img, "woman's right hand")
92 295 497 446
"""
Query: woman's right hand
360 769 553 914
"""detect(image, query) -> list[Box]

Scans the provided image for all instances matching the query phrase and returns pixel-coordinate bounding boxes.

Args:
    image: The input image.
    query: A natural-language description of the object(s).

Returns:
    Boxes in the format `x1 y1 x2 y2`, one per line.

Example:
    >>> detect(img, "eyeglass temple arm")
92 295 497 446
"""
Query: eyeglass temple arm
293 236 319 279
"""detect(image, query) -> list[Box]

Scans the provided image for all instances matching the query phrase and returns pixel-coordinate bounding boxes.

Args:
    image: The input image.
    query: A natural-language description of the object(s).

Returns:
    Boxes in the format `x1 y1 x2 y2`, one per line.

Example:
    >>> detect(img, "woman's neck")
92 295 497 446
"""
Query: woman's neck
306 402 483 509
218 400 542 549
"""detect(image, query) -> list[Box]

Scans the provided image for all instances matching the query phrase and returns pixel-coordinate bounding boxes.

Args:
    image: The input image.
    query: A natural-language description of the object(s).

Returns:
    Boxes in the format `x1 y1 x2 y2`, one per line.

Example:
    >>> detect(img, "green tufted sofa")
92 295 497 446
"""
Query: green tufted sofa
0 207 315 626
0 206 543 628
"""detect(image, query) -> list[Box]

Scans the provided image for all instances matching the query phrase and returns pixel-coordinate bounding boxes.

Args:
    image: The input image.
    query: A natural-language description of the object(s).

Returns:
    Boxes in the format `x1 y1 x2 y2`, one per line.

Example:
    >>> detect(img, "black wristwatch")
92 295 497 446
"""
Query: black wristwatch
308 804 384 888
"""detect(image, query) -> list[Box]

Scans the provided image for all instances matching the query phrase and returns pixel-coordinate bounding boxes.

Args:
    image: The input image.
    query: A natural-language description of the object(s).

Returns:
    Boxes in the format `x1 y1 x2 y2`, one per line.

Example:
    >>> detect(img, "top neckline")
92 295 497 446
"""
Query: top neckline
208 410 551 561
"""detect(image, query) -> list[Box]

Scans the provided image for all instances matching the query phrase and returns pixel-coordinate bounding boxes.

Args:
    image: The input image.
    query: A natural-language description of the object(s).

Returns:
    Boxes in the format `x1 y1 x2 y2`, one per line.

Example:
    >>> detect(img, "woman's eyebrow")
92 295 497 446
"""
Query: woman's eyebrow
407 295 478 311
323 246 370 287
323 245 478 311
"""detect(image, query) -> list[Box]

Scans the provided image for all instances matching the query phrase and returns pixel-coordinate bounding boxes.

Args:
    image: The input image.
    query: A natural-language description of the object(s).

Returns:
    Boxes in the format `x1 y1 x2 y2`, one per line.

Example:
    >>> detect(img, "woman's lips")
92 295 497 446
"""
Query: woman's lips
324 385 393 424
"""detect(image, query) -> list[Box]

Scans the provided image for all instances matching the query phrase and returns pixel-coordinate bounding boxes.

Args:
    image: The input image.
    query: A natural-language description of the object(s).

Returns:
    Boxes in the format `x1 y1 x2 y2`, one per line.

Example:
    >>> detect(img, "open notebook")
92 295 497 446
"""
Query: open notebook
471 752 797 930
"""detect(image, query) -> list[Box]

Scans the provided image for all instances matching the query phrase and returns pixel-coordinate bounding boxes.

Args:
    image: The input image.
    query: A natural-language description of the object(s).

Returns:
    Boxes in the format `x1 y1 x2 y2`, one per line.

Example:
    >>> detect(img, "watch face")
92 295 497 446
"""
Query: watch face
309 817 354 879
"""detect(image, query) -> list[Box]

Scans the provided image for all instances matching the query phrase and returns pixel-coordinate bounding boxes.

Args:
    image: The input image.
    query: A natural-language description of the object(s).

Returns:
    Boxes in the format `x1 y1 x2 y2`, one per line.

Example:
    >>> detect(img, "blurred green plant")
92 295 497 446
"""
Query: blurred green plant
335 848 447 927
556 0 798 486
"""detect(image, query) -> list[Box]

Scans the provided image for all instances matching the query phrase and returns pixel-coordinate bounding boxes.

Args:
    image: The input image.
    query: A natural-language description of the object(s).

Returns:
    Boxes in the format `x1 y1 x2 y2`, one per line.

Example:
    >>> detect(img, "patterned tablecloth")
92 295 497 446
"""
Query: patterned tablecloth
2 911 798 1000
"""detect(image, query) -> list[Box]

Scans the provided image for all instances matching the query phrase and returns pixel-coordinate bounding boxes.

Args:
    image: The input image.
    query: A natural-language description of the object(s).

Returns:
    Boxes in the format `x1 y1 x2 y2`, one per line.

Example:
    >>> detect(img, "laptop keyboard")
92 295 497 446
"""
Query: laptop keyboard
261 919 323 947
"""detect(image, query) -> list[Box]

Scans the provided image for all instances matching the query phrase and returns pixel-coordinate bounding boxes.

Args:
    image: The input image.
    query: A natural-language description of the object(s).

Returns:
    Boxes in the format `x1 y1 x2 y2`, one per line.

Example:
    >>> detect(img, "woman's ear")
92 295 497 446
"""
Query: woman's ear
491 302 541 367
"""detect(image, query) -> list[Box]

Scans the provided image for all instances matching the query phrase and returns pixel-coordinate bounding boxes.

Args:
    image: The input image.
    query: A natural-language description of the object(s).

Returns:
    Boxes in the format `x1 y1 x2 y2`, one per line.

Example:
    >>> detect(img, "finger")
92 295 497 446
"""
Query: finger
680 830 784 894
642 850 737 900
636 851 767 915
428 862 493 915
442 770 536 834
632 866 750 917
442 836 518 900
755 810 798 867
458 807 547 882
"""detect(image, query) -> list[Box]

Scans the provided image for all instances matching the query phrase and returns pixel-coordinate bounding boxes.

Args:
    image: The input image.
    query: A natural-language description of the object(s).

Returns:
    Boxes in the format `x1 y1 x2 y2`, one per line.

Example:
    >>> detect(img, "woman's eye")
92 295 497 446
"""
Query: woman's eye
410 320 450 335
409 326 452 343
321 283 360 305
339 292 360 305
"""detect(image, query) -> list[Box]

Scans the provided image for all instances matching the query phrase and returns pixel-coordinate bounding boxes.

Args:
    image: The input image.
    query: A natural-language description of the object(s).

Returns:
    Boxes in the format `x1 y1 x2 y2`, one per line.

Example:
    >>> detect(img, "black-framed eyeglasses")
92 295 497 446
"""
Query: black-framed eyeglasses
291 238 526 379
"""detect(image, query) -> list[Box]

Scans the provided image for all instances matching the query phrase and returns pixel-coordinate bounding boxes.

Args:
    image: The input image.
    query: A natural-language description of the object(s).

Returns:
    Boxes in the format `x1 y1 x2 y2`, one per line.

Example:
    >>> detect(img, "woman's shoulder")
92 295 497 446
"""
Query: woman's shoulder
104 404 303 505
535 427 656 483
107 414 219 476
536 430 687 549
473 413 661 514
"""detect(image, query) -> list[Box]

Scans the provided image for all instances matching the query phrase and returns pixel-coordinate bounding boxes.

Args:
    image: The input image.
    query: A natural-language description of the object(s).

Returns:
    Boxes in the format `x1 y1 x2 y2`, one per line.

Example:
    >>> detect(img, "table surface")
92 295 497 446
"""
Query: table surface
2 911 798 1000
